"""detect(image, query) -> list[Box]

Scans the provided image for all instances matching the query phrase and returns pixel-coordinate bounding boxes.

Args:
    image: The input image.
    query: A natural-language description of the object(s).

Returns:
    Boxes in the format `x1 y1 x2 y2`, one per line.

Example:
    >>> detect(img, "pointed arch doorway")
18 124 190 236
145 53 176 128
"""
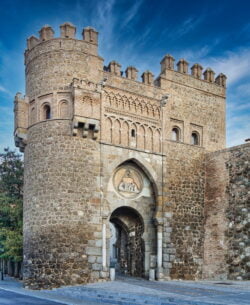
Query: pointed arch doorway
109 206 145 277
105 159 160 279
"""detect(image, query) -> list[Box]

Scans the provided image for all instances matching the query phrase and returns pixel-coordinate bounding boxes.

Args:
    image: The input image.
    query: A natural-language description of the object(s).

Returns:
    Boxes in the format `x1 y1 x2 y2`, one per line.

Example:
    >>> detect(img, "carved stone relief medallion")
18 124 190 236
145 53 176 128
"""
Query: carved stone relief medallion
113 166 143 198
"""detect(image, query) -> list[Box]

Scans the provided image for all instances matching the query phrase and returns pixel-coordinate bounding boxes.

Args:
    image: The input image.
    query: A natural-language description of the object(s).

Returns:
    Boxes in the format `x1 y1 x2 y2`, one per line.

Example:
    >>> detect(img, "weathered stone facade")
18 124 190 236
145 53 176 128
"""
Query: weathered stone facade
14 22 249 289
204 143 250 281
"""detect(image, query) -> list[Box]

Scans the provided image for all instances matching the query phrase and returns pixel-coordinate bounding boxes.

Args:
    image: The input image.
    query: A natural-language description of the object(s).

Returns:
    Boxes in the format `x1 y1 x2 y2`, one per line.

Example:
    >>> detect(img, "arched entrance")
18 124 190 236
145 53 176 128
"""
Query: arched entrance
109 207 145 277
105 160 159 279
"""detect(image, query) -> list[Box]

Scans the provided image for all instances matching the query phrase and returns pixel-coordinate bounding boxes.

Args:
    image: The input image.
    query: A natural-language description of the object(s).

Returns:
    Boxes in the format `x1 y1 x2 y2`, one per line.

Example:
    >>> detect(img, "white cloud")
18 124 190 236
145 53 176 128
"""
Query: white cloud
175 46 250 86
168 15 205 41
0 85 11 95
227 114 250 147
235 82 250 97
202 48 250 85
93 0 116 51
120 0 143 29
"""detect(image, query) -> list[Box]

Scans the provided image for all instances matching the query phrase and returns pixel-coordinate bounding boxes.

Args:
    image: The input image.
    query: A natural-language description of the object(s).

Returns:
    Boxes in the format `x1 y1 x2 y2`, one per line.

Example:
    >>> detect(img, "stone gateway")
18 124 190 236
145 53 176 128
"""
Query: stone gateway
14 22 249 289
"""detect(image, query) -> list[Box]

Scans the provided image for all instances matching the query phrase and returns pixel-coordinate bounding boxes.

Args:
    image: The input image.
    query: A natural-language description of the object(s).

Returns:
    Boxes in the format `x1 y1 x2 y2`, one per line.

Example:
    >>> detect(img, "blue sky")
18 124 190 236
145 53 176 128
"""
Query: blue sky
0 0 249 152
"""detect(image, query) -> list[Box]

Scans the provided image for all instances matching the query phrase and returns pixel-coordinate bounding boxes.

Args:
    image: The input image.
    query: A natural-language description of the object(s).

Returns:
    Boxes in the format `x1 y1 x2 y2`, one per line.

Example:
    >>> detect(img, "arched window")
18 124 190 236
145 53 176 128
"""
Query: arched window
191 132 199 145
172 127 180 141
131 129 136 137
30 107 35 125
42 104 51 120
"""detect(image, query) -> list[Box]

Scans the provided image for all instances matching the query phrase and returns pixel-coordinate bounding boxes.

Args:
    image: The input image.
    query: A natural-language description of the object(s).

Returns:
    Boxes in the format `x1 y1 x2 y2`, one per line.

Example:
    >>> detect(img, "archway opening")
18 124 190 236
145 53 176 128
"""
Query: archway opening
109 206 145 277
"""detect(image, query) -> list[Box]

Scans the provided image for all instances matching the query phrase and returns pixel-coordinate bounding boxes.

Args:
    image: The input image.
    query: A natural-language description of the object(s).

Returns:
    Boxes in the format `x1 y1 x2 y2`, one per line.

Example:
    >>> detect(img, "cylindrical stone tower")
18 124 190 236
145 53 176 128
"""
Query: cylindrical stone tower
14 23 105 289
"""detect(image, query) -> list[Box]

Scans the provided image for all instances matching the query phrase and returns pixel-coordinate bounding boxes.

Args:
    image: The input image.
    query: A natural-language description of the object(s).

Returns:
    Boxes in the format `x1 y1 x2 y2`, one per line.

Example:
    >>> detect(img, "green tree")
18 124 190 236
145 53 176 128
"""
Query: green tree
0 148 23 263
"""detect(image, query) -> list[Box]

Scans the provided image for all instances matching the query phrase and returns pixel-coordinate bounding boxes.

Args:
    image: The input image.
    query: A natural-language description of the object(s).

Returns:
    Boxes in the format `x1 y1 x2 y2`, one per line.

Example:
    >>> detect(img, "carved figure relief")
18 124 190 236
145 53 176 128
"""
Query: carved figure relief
113 167 143 198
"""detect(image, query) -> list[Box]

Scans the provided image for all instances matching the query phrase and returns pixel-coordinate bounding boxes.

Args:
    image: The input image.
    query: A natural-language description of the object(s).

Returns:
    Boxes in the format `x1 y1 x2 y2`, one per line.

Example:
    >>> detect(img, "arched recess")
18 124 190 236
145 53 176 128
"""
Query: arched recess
154 129 161 153
113 119 121 145
147 104 153 117
137 103 143 114
30 107 36 125
59 100 70 119
137 125 145 150
121 121 129 146
191 131 200 145
108 157 159 199
146 127 153 151
172 126 181 142
41 103 51 120
130 123 137 148
105 93 112 106
105 117 112 143
155 107 160 119
123 96 129 111
82 96 93 117
130 100 136 112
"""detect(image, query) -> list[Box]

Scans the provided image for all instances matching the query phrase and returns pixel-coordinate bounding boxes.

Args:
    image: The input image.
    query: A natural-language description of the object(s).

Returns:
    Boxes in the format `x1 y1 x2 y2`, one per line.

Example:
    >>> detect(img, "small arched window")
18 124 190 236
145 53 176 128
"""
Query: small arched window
172 127 180 141
191 132 199 145
42 104 51 120
131 129 136 137
30 107 35 125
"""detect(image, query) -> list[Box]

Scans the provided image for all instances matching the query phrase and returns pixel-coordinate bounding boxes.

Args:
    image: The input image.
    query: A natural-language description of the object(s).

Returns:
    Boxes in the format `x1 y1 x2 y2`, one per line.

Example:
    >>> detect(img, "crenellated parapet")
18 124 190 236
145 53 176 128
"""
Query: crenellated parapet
60 22 76 38
125 66 138 80
161 54 175 71
159 54 226 88
141 71 154 85
191 63 203 79
177 59 189 74
25 22 103 100
39 25 54 41
104 54 226 92
215 73 227 87
203 68 215 83
26 22 99 52
107 61 122 76
82 26 98 44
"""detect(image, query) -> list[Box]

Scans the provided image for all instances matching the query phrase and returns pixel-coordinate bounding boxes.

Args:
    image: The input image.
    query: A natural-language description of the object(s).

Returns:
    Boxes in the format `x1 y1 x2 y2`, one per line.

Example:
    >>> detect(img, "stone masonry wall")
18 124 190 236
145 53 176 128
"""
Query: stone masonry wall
160 72 226 152
23 120 103 289
204 143 250 280
163 141 206 280
25 38 103 99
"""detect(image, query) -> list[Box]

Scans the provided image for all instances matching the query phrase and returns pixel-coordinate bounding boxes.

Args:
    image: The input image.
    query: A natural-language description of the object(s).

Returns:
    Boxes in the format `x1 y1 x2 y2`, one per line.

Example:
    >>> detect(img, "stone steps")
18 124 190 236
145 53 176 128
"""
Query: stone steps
49 287 222 305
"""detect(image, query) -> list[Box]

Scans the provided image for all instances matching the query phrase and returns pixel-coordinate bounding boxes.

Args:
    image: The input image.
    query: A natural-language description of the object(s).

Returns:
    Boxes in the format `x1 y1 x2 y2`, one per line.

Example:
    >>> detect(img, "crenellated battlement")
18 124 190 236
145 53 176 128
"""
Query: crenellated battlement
25 23 226 92
104 55 226 91
159 54 226 88
26 22 99 52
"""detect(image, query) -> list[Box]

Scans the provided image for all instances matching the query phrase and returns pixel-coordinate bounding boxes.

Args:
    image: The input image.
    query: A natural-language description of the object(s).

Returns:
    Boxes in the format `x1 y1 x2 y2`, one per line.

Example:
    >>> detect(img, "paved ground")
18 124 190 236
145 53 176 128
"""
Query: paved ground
0 289 66 305
0 275 249 305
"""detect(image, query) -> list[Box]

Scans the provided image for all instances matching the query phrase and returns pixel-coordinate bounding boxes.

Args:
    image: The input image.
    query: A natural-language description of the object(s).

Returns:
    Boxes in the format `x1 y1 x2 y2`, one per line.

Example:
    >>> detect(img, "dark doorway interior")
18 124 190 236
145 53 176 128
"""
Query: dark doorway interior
110 207 145 277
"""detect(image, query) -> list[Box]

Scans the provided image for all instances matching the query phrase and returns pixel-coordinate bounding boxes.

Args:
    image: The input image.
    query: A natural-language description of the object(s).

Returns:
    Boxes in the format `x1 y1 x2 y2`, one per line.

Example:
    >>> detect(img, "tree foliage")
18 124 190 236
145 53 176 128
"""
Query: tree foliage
0 148 23 262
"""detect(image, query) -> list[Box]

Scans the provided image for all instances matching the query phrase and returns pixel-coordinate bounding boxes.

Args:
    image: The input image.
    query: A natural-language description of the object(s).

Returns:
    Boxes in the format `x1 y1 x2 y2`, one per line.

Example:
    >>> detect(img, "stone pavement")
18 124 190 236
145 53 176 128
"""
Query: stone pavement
0 275 249 305
0 289 66 305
